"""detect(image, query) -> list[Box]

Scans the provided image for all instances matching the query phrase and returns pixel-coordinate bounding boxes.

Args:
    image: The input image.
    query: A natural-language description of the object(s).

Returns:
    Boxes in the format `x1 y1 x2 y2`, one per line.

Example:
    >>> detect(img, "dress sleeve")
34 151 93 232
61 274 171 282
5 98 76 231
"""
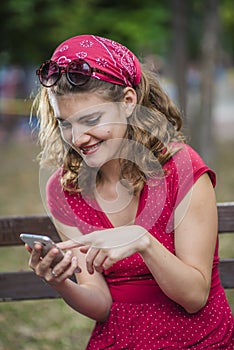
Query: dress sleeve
165 144 216 208
46 168 77 227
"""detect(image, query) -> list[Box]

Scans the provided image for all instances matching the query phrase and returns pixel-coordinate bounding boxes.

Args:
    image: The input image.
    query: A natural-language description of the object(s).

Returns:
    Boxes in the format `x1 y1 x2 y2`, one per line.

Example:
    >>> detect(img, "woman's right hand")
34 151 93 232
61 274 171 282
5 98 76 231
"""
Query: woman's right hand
27 243 81 286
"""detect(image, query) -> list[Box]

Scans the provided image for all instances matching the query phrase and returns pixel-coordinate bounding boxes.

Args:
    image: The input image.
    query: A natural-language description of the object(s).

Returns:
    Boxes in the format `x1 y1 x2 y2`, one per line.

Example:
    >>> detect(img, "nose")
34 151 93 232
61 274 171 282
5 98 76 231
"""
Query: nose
72 126 91 148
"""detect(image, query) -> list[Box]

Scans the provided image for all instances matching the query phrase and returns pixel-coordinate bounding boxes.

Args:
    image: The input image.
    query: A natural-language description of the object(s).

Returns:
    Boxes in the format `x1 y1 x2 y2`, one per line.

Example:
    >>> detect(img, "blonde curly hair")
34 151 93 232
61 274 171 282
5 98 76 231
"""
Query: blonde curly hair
33 66 185 195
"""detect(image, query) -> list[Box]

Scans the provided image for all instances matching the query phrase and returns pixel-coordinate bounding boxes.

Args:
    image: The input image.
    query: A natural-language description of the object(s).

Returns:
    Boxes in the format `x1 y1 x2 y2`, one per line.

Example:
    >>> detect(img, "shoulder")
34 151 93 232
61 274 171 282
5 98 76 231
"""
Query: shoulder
168 143 204 164
164 143 216 187
160 143 216 209
46 167 63 190
45 167 81 227
46 167 68 207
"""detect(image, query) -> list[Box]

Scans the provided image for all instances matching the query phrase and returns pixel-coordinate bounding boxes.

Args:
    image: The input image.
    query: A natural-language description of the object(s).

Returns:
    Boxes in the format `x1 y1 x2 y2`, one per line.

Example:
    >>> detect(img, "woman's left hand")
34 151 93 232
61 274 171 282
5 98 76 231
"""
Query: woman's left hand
59 225 149 274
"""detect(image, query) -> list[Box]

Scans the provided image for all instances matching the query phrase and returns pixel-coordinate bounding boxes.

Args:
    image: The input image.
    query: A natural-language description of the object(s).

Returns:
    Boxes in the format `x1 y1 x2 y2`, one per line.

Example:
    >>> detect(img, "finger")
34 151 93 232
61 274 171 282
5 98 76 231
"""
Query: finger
49 250 72 277
71 256 82 274
46 256 81 285
92 250 108 273
85 247 100 274
50 250 82 276
102 253 118 270
59 256 81 277
36 247 61 276
29 243 43 269
58 238 88 250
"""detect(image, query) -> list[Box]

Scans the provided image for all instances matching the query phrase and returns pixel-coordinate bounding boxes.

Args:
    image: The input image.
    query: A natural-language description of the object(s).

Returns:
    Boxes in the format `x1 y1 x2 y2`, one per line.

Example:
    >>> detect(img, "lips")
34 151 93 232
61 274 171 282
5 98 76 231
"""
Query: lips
80 141 103 155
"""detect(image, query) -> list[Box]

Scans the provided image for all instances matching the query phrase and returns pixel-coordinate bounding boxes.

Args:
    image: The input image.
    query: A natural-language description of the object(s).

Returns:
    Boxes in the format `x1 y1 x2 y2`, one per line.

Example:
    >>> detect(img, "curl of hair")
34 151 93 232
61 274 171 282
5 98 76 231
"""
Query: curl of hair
33 68 185 195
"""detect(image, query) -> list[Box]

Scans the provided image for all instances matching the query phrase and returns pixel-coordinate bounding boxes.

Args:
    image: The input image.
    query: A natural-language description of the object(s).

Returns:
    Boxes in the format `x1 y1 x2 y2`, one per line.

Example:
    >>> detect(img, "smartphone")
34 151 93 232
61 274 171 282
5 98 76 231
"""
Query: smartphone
20 233 64 268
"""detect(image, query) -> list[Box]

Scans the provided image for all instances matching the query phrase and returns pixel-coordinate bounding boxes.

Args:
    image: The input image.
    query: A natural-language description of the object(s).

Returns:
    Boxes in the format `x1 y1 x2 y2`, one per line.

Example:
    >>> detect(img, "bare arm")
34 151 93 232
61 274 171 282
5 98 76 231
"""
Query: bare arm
29 223 112 322
140 173 217 313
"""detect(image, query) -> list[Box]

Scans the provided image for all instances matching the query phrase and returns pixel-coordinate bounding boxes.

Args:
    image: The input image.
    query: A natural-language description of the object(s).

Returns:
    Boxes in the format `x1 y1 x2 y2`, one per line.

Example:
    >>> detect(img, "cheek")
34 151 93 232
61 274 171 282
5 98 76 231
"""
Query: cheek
92 126 112 139
59 128 72 143
101 124 127 138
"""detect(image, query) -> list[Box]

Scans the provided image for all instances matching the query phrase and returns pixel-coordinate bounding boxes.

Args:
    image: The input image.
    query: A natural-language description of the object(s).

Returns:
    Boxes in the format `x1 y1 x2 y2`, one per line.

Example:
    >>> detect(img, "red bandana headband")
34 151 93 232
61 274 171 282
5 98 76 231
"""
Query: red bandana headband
51 35 142 87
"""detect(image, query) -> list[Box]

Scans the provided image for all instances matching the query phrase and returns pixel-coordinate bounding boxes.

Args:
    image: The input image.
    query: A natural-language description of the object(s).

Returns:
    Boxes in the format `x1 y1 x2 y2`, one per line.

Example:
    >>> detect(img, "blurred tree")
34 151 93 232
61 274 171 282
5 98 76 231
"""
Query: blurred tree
220 0 234 61
49 0 171 56
199 0 220 164
171 0 188 118
0 0 68 64
0 0 170 65
1 0 233 163
189 0 220 166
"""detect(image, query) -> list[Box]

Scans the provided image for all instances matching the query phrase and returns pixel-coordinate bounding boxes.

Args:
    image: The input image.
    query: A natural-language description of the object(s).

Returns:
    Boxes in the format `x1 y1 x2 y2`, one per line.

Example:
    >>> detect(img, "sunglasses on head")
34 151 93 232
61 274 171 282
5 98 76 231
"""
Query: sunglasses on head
36 59 126 88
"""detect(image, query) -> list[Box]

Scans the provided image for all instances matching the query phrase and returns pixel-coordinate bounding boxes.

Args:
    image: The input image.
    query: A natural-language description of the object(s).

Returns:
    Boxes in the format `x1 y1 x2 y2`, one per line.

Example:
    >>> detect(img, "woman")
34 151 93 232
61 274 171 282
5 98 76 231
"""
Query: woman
28 34 234 348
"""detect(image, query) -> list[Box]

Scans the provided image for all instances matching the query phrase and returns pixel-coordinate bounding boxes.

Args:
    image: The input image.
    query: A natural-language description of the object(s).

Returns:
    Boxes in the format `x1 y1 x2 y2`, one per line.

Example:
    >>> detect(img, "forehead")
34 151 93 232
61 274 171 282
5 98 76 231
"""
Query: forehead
49 92 110 119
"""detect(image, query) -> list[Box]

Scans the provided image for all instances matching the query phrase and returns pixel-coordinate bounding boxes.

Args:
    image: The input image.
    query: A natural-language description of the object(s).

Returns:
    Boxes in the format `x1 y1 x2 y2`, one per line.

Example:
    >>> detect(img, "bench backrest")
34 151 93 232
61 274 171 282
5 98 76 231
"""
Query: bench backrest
0 202 234 301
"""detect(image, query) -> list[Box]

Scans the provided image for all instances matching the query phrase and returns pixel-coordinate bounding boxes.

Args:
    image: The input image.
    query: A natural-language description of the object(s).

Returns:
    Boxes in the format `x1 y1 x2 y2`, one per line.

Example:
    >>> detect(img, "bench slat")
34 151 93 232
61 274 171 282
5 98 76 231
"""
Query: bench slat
218 259 234 289
0 215 59 246
0 202 233 247
0 259 233 301
0 271 77 301
0 271 60 301
217 202 234 233
0 202 233 301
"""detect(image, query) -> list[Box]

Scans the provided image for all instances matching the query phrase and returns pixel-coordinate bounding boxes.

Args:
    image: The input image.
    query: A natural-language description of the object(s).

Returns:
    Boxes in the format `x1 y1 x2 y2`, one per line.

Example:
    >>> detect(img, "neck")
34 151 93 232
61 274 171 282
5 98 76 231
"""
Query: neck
99 159 122 184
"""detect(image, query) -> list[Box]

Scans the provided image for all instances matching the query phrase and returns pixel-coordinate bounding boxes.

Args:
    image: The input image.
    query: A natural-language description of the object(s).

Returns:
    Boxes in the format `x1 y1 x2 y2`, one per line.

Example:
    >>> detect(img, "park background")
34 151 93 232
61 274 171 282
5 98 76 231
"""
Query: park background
0 0 234 349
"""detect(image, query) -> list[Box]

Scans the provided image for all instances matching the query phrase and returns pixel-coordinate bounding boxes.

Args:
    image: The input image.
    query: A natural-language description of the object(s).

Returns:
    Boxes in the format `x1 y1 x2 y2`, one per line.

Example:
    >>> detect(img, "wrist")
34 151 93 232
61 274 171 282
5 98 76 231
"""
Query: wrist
47 276 72 290
137 230 151 254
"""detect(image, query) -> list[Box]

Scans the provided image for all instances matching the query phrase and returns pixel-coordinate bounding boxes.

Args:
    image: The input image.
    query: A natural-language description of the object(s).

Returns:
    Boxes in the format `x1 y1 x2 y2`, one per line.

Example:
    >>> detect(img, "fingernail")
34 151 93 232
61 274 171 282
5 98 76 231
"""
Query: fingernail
74 267 81 273
65 250 72 258
72 257 81 273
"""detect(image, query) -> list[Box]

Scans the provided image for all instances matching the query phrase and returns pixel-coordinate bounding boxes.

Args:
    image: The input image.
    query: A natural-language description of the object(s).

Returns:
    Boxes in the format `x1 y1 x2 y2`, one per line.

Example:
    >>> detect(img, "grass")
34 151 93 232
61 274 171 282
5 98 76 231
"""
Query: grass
0 300 94 350
0 136 233 349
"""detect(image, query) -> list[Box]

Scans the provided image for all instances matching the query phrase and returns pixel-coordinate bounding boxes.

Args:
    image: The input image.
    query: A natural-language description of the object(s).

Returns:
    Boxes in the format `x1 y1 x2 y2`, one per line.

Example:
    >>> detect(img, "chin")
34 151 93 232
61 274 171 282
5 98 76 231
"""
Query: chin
83 157 106 169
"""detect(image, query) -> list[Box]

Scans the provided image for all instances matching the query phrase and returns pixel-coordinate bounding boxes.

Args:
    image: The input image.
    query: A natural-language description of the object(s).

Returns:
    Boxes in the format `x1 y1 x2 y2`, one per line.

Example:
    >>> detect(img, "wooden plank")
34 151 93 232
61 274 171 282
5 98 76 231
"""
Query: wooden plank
0 271 77 301
217 202 234 233
218 259 234 289
0 215 59 246
0 271 60 301
0 202 233 247
0 202 233 302
0 258 233 302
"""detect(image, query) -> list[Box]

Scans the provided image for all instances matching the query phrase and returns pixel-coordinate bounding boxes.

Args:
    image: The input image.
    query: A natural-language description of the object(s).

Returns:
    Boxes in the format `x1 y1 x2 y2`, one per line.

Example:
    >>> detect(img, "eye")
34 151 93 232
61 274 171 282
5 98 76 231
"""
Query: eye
57 119 71 129
85 115 101 126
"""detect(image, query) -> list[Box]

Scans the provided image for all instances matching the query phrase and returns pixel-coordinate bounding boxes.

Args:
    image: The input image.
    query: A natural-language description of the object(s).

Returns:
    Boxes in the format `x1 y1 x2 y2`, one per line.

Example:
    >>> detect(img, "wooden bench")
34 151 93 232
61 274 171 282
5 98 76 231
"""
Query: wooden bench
0 202 234 301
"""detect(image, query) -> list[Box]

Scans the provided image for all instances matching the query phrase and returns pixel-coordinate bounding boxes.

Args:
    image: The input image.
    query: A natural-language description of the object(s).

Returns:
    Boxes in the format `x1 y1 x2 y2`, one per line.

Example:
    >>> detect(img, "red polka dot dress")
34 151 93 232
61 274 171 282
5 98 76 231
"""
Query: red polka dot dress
47 144 234 349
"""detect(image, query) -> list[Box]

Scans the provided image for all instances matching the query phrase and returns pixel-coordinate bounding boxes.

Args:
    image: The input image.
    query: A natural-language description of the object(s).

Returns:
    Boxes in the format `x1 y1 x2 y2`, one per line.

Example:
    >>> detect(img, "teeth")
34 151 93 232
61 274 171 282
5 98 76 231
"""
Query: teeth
88 144 98 151
82 142 102 152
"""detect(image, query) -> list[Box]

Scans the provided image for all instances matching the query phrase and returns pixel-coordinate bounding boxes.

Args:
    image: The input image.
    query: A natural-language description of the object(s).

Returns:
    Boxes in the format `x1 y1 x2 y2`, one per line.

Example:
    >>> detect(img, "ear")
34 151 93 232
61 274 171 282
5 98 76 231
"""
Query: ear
123 87 137 117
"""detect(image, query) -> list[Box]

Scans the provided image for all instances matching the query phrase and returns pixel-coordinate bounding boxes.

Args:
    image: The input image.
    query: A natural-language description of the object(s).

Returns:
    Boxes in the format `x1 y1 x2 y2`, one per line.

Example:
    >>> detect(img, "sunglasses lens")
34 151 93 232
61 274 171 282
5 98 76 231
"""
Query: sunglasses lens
67 60 91 86
39 61 60 87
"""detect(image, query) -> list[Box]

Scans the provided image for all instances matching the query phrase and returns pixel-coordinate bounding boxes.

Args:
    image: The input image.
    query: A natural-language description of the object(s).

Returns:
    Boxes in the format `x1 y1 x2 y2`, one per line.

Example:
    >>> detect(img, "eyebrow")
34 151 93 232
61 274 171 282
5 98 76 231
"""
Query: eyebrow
56 111 102 122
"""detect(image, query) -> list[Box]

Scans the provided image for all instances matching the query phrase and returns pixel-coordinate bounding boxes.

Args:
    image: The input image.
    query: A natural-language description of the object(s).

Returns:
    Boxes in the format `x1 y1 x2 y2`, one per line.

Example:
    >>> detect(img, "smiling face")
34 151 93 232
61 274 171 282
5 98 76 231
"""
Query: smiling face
50 90 136 170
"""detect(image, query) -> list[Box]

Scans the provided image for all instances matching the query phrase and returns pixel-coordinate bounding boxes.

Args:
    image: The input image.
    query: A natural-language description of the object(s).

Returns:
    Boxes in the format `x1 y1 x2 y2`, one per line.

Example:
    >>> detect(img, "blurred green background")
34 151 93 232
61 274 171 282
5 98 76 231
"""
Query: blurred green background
0 0 234 349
